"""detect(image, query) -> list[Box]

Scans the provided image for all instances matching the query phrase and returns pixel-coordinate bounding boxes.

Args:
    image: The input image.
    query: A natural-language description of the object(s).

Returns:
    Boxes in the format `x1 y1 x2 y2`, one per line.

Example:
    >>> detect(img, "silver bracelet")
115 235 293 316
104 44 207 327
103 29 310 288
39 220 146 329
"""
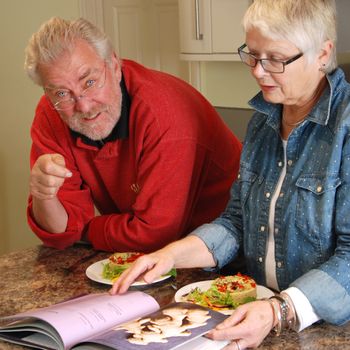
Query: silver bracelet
266 298 282 336
280 292 297 330
270 295 289 331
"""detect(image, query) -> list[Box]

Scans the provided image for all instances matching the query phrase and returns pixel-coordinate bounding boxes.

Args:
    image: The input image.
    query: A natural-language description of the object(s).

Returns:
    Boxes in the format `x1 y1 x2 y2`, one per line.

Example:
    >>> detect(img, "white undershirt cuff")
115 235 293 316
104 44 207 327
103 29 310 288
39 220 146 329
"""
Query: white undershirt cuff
283 286 321 331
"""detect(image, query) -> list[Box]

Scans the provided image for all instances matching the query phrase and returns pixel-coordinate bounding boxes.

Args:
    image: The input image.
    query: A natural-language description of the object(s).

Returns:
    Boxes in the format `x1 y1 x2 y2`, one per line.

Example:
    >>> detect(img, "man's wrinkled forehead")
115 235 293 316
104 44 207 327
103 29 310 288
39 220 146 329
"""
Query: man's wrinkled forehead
37 39 103 87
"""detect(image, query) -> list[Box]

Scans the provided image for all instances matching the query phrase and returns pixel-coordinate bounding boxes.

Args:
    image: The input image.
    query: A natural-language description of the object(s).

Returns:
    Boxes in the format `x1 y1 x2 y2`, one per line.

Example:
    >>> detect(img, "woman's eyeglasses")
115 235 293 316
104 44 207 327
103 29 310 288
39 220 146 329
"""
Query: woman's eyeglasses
237 44 303 73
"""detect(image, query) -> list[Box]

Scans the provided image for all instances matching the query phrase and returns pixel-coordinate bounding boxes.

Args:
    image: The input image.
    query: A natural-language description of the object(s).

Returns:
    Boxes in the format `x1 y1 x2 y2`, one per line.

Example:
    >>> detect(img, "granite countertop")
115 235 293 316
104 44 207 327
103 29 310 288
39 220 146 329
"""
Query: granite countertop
0 244 349 349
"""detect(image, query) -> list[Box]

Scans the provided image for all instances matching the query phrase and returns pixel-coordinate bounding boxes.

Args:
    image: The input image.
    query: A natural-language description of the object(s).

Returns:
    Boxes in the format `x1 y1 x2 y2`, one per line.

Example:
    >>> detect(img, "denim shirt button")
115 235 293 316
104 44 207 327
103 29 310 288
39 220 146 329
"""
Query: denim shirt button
277 261 282 268
279 192 284 197
275 228 279 234
287 159 293 166
316 186 322 193
278 161 283 167
260 225 266 232
258 257 263 262
266 192 271 198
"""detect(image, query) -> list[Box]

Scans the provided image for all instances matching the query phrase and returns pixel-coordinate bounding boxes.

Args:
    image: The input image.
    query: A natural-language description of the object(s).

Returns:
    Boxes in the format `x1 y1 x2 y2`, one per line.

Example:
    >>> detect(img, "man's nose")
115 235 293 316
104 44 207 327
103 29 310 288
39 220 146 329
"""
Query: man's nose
74 96 94 113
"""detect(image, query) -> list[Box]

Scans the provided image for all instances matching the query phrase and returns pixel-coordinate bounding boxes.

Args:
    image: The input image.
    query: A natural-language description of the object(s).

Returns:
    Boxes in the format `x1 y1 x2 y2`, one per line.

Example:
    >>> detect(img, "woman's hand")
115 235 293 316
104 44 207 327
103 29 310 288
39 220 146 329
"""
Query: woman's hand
110 235 216 295
109 249 175 294
207 300 275 349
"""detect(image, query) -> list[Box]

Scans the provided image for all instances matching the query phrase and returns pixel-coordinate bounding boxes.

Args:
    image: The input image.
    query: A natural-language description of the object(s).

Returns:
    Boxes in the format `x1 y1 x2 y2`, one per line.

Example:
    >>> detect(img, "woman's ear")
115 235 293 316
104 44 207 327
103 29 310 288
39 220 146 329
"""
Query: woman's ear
318 40 334 67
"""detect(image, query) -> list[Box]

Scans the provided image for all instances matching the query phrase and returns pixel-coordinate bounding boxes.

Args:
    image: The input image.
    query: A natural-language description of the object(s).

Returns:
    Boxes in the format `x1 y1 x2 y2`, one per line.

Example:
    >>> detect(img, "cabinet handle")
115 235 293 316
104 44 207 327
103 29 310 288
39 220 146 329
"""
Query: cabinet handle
195 0 203 40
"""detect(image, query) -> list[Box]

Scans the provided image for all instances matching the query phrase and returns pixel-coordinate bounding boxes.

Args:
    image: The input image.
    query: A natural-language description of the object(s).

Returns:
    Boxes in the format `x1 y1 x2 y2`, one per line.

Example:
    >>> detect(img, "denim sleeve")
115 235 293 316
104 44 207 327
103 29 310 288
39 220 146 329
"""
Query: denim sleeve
190 223 239 269
291 270 350 325
191 182 242 269
291 138 350 325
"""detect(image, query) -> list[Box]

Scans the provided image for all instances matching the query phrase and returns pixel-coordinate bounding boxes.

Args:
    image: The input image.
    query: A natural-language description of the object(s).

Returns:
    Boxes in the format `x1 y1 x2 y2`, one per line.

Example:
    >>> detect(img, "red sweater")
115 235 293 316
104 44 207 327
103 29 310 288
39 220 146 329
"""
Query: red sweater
28 60 242 252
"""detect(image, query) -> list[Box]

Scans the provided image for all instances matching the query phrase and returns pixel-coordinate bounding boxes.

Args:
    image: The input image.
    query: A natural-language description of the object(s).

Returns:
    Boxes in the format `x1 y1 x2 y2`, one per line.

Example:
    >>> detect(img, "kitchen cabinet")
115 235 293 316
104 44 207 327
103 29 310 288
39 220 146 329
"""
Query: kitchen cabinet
178 0 251 61
101 0 188 80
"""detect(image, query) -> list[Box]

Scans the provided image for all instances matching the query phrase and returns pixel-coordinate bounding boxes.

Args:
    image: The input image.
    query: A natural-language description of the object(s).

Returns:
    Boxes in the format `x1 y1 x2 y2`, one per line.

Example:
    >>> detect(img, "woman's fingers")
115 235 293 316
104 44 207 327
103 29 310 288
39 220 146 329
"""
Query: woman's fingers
110 253 174 294
207 301 275 349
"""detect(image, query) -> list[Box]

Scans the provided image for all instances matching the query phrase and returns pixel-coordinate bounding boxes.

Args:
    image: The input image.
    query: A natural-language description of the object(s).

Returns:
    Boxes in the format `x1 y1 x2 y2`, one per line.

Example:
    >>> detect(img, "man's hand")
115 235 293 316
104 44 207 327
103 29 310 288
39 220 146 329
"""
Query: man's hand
30 154 72 200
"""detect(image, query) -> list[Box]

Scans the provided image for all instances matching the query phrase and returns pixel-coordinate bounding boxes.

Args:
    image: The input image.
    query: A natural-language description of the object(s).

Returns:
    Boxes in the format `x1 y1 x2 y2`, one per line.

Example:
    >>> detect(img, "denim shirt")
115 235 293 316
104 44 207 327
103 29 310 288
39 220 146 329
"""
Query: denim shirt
193 68 350 325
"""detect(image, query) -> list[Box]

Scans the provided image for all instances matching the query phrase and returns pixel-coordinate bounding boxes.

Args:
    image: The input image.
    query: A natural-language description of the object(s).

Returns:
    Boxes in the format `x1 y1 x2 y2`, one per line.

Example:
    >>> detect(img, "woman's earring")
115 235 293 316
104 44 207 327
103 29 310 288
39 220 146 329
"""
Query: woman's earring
319 63 326 72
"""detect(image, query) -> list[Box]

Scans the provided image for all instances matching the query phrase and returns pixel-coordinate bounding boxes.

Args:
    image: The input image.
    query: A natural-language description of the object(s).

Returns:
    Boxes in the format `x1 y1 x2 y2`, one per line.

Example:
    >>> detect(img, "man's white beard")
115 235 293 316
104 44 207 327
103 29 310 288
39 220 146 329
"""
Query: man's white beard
63 103 121 141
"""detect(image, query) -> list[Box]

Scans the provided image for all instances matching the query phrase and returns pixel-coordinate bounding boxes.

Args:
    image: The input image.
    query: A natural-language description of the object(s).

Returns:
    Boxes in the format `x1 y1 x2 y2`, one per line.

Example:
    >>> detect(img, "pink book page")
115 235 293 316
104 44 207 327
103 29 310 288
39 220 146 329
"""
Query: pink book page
13 291 159 350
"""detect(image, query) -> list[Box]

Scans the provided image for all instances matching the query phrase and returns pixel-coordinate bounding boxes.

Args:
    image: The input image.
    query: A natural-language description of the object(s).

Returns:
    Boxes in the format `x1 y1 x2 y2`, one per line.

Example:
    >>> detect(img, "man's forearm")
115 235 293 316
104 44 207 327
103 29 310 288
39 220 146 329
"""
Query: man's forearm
32 197 68 233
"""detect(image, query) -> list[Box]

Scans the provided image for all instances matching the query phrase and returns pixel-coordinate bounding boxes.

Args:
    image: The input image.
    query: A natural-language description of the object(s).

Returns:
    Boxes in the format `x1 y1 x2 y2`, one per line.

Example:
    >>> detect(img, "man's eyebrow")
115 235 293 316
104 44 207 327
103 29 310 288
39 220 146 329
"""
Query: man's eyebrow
78 67 99 82
78 69 92 82
44 84 67 91
44 67 99 90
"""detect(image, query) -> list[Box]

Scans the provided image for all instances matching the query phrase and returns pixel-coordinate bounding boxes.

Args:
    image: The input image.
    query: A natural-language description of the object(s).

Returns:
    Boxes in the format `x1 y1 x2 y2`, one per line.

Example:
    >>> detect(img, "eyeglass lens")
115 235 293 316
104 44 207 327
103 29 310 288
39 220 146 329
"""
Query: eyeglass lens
50 63 106 110
239 50 284 73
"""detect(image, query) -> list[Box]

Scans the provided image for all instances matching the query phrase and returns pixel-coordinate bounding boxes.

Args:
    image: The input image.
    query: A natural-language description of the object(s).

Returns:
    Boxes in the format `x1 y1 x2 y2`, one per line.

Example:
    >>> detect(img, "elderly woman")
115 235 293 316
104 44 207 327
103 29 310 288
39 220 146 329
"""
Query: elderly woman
111 0 350 348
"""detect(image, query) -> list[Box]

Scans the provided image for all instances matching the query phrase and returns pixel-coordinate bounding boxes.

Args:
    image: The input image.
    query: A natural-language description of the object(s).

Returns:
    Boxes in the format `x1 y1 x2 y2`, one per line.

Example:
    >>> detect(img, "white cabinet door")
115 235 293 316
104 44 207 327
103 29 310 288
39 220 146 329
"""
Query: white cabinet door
103 0 145 62
179 0 251 61
102 0 188 80
211 0 249 53
178 0 212 54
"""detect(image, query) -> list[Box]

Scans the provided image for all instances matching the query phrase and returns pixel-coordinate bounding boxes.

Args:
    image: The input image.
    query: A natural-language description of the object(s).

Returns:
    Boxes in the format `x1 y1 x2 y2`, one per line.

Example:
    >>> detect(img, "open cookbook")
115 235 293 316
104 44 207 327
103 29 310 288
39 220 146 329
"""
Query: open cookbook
0 291 229 350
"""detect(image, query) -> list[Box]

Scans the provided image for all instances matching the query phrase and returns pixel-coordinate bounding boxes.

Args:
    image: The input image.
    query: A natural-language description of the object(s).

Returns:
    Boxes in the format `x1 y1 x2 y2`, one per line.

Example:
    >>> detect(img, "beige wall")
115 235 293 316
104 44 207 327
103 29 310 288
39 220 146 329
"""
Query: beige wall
1 1 349 255
0 1 80 254
201 61 259 109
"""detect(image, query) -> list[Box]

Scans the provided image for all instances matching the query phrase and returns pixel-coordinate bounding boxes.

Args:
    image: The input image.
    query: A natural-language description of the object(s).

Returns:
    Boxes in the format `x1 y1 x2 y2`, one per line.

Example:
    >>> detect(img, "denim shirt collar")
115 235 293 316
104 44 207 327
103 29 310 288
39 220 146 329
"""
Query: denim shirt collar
247 68 346 131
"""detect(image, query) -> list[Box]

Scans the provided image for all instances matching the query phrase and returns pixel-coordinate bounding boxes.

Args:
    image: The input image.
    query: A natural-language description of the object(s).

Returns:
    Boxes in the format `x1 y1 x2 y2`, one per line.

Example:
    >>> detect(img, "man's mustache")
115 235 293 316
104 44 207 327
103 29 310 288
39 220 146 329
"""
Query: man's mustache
73 106 109 120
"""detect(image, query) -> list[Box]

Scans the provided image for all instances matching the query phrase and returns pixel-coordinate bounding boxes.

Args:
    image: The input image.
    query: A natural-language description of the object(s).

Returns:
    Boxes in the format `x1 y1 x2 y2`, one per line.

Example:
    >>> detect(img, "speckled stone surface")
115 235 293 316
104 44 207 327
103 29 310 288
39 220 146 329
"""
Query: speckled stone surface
0 244 349 349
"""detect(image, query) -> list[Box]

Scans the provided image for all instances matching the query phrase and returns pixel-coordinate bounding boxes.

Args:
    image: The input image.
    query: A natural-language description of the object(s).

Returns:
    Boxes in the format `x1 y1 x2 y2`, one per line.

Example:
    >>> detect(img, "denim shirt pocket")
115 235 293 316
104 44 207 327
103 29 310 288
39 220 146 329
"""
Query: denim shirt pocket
295 174 341 237
238 167 259 205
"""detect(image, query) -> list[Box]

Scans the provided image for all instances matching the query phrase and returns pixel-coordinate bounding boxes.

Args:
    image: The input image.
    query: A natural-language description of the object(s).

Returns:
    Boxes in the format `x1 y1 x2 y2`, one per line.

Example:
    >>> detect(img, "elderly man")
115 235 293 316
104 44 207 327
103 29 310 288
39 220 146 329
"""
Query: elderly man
25 17 241 252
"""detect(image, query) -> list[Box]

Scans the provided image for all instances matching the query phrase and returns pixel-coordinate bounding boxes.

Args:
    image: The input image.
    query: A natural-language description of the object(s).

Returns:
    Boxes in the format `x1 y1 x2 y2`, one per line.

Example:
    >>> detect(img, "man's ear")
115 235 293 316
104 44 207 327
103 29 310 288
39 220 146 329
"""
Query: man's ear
111 52 122 82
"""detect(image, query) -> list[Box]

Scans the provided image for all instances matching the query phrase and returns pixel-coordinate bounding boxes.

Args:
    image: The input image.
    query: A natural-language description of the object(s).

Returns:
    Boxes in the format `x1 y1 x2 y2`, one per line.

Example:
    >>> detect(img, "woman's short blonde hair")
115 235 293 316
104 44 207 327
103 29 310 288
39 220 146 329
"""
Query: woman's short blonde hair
24 17 115 85
242 0 337 73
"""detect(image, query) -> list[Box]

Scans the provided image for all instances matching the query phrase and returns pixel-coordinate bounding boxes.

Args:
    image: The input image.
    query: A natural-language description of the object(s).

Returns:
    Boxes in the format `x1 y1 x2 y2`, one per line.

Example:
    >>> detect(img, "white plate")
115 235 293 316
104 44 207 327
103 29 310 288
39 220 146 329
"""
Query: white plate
85 259 172 286
174 280 274 315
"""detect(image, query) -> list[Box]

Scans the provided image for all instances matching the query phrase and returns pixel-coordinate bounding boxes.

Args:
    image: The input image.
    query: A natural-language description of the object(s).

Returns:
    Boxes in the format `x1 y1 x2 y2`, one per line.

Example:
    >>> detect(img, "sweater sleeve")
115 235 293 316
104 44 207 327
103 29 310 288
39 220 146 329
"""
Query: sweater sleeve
27 97 95 249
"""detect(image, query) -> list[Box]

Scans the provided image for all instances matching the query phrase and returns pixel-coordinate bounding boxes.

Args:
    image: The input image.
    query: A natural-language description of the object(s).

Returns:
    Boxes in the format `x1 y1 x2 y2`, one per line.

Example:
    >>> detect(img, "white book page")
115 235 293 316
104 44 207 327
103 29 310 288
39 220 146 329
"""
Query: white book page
6 292 159 350
174 336 229 350
22 332 59 349
0 321 61 344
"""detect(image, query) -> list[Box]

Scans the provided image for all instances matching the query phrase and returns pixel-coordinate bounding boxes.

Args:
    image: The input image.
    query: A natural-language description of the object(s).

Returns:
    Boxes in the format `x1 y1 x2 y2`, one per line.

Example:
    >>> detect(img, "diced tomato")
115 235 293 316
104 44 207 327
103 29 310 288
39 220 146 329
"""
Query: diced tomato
218 285 227 292
109 252 144 264
126 253 144 263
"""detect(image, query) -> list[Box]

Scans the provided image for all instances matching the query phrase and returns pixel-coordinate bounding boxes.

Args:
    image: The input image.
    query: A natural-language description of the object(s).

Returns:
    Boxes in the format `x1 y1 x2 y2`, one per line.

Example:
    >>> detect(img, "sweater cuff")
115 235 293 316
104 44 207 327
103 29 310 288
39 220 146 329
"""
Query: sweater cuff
27 205 81 249
87 215 110 251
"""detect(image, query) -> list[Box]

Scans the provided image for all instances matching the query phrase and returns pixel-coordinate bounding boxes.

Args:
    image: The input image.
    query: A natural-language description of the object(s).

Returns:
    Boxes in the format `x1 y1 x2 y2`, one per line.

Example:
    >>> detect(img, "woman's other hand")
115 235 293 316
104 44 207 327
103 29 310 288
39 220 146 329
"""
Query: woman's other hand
207 300 275 349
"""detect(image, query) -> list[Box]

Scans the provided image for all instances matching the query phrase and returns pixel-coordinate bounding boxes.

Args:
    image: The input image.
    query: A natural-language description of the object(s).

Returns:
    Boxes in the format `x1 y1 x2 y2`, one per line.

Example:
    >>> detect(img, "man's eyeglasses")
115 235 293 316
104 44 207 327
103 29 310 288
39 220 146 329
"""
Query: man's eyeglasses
45 62 107 111
237 44 303 73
